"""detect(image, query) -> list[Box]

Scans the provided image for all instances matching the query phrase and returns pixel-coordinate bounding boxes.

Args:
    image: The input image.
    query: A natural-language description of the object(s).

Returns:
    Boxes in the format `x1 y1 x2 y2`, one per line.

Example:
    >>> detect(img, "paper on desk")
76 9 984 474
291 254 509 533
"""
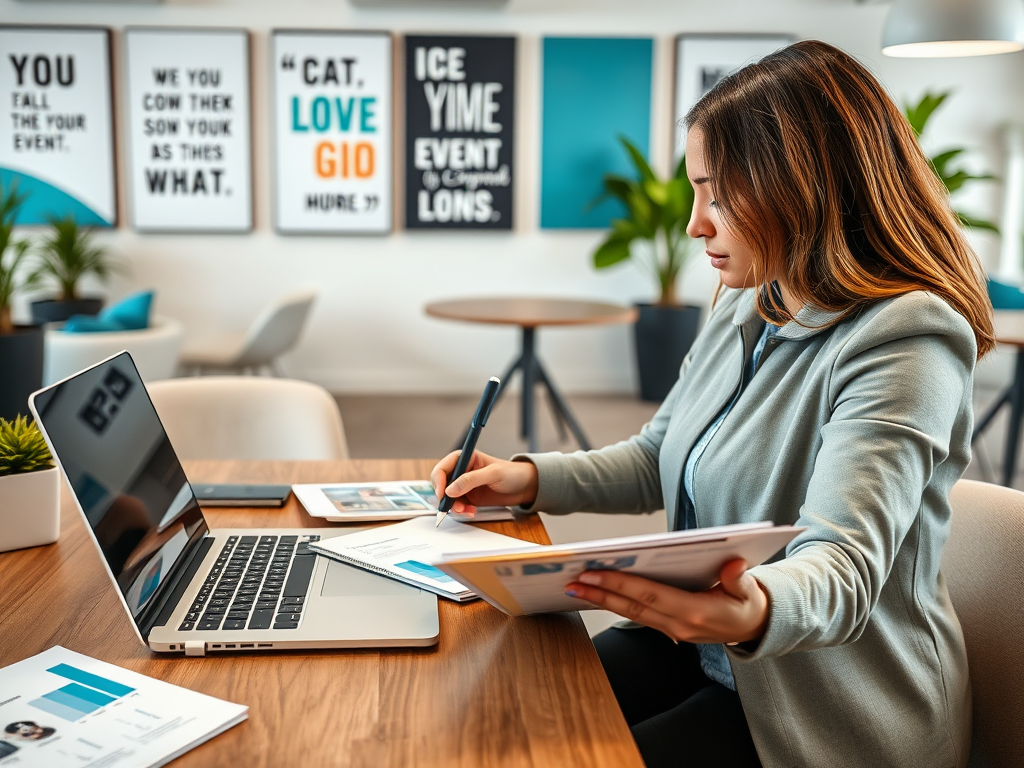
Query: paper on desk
309 515 537 601
0 646 247 768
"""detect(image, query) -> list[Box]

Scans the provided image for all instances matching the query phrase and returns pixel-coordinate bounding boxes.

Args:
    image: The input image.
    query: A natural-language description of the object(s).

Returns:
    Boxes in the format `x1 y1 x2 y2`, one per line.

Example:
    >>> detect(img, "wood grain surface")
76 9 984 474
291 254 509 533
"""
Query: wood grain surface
425 297 638 328
0 460 642 768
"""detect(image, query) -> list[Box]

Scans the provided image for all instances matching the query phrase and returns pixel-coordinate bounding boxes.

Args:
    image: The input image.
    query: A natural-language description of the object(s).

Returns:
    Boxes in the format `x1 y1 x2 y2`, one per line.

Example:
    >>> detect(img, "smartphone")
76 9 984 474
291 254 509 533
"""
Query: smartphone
192 483 292 507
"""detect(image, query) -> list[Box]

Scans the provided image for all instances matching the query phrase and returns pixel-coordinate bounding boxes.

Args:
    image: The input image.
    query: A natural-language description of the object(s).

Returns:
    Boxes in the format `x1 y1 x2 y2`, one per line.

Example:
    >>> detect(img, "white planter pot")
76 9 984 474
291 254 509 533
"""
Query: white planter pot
0 467 60 553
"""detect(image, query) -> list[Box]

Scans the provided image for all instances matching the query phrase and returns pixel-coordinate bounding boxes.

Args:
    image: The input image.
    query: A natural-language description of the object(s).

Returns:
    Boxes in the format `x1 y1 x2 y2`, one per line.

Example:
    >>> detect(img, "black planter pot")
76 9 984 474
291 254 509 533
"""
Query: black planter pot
0 325 44 421
634 303 702 402
30 297 104 325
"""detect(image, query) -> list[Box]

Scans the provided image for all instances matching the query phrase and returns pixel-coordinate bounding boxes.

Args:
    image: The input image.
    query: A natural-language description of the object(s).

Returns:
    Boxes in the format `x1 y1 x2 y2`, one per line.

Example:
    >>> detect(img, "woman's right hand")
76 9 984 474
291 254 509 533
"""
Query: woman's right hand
430 450 539 516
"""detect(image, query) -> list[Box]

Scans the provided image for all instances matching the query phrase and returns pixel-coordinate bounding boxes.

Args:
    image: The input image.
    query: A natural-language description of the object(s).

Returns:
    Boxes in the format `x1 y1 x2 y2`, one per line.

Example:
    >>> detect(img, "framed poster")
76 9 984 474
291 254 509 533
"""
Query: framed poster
539 37 652 230
673 34 794 159
124 28 253 232
272 30 392 235
0 25 116 227
404 35 515 230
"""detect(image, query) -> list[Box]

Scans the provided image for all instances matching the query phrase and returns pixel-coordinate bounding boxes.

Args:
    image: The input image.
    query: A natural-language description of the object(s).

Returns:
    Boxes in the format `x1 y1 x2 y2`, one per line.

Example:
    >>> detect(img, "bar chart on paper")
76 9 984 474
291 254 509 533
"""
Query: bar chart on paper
28 662 136 722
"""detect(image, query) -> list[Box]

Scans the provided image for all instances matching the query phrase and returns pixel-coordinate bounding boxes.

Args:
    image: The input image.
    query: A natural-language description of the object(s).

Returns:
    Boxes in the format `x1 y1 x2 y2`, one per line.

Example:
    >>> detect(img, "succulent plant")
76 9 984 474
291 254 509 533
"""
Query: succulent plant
0 415 55 476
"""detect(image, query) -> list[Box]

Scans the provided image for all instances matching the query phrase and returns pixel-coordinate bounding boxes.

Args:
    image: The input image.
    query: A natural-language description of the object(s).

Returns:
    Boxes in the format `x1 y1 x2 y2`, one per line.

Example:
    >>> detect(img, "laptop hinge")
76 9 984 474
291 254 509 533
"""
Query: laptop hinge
139 535 214 641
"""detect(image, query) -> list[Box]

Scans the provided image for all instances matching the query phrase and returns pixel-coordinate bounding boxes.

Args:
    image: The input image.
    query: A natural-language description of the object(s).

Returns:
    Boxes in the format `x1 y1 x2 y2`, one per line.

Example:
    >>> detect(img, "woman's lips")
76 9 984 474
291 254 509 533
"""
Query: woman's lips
707 251 729 270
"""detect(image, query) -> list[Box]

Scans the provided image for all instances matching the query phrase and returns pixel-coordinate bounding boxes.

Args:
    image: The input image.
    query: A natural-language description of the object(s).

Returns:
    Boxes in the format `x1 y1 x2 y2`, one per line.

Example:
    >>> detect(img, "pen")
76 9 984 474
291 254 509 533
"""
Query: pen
436 376 501 527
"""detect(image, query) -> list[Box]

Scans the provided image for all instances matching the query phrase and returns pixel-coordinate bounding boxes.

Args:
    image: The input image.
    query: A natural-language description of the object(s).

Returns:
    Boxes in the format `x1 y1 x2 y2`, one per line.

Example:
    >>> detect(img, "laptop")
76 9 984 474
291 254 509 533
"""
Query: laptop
29 351 439 656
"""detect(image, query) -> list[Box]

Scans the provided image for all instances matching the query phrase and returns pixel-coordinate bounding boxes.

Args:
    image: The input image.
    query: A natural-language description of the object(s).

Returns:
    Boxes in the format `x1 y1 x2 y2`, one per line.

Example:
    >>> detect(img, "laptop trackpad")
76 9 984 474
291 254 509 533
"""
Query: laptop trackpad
321 560 414 597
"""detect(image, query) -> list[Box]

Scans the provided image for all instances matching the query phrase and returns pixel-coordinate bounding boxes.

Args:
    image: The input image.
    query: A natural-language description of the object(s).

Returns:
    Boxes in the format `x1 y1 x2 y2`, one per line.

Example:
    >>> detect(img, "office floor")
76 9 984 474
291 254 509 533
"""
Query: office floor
336 384 1021 636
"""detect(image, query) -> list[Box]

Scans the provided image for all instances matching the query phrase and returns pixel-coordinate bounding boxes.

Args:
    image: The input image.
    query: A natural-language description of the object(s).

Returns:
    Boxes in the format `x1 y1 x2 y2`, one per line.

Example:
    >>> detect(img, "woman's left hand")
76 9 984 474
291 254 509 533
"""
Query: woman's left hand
565 559 770 645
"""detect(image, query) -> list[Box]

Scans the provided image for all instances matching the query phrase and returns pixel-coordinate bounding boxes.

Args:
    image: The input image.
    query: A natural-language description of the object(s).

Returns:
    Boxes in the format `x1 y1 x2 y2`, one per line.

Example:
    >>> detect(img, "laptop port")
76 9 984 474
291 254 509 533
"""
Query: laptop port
226 644 236 649
241 643 254 648
169 645 176 650
258 643 272 648
212 644 222 649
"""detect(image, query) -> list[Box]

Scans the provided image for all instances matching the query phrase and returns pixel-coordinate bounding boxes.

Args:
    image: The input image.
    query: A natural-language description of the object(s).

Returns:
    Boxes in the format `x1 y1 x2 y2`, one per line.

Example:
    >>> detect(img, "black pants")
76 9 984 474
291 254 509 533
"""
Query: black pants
593 625 762 768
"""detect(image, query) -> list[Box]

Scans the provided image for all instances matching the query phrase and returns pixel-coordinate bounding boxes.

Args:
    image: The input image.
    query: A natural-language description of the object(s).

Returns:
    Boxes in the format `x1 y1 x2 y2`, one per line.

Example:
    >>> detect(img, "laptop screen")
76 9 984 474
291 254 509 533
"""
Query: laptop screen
31 353 208 626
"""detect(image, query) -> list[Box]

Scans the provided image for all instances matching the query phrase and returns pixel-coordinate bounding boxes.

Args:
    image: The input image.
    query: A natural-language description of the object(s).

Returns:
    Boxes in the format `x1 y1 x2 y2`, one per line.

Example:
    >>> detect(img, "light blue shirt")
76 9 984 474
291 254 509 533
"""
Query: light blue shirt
680 320 779 690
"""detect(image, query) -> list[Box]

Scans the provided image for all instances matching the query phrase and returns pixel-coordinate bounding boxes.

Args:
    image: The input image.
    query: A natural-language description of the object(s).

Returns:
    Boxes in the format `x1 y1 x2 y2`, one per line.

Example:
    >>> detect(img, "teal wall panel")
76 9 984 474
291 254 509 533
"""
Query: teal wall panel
540 37 653 230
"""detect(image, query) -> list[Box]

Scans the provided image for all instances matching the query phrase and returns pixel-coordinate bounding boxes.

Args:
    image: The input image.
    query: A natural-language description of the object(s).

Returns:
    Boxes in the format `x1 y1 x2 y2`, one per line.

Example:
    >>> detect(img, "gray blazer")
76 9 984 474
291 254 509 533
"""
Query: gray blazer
523 288 974 768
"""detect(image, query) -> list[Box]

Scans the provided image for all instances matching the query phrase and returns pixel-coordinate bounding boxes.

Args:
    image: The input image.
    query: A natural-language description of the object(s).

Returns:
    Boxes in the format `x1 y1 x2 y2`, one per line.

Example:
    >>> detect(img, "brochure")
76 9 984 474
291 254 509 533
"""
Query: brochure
434 522 804 616
308 515 538 601
0 646 247 768
293 480 514 523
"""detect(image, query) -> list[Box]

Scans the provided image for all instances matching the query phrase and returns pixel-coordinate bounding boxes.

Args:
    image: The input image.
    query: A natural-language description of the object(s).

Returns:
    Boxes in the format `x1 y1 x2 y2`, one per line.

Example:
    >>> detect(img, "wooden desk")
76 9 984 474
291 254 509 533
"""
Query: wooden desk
0 460 643 768
425 298 638 452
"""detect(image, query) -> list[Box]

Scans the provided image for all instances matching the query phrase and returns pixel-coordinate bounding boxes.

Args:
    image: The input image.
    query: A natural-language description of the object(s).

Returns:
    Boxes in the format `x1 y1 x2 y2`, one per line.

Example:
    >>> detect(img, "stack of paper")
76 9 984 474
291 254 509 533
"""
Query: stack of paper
0 646 247 767
308 516 538 601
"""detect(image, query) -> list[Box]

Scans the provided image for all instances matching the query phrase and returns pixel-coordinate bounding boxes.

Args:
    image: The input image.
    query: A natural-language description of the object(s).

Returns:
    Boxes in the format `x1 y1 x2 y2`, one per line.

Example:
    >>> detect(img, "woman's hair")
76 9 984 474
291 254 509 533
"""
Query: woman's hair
685 40 995 358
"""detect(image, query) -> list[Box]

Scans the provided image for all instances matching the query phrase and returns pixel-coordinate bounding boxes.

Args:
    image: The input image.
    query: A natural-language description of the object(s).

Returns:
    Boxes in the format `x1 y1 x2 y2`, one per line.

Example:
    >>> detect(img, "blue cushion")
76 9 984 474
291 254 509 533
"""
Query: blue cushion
988 278 1024 311
64 291 153 333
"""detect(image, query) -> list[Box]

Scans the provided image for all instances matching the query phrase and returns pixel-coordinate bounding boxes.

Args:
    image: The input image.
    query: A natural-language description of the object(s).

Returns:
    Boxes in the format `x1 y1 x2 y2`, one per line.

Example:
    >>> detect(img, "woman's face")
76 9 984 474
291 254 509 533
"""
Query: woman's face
685 128 757 290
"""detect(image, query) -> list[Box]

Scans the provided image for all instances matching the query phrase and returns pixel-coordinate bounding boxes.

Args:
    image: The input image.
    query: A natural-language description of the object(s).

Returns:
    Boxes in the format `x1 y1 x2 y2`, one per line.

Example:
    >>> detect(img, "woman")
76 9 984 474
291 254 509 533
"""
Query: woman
432 41 992 768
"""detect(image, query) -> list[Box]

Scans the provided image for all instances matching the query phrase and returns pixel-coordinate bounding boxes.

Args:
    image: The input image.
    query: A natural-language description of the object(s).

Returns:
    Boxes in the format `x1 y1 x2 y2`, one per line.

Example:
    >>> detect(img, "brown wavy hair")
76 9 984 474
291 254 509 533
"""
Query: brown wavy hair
685 40 994 358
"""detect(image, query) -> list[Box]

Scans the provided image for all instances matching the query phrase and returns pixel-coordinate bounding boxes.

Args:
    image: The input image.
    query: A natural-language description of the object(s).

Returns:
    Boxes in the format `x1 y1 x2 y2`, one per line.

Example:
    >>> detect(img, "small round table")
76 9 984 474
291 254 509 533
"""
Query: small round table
425 297 639 452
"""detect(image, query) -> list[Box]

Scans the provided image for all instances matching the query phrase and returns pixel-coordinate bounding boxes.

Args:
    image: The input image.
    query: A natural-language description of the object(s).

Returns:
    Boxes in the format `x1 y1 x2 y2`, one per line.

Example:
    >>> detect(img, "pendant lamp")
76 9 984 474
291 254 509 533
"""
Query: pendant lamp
883 0 1024 57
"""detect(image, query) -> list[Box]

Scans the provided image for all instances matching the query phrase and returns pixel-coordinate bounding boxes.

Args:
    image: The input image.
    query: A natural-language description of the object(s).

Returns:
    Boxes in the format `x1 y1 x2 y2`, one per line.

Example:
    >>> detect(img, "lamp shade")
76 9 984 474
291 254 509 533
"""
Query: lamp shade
883 0 1024 57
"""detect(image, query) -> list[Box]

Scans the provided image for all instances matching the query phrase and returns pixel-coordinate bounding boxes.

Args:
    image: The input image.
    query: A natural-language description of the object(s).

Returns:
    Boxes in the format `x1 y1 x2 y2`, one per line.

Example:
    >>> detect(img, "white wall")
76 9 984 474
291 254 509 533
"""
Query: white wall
6 0 1024 393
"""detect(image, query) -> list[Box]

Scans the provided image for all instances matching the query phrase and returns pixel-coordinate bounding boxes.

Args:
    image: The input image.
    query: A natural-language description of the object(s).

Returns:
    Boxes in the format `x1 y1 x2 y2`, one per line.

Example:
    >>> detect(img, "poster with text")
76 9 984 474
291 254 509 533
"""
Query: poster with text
0 26 116 227
272 30 392 234
673 35 793 160
405 35 515 230
125 28 252 232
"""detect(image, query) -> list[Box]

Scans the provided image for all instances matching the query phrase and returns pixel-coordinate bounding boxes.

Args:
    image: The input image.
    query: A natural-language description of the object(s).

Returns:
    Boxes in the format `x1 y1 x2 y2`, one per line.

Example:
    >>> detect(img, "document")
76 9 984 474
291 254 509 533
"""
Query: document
434 523 804 616
0 646 247 768
293 480 513 523
308 516 537 601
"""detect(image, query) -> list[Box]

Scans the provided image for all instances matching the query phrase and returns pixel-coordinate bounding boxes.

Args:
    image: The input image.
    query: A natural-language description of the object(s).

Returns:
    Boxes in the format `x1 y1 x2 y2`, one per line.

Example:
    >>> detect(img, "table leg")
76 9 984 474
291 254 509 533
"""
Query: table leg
972 388 1012 442
535 360 592 451
521 327 538 452
1001 349 1024 486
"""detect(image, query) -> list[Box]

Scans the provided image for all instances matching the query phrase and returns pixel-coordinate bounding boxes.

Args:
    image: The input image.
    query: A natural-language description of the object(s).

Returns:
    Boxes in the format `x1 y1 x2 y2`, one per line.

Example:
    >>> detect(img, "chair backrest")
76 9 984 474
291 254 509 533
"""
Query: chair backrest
234 290 317 369
44 316 183 385
943 479 1024 768
147 376 349 461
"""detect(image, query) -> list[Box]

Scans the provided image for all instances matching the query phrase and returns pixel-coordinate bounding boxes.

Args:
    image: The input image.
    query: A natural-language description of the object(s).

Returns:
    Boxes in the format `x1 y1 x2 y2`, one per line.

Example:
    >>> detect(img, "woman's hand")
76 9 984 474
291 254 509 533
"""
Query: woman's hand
565 559 770 645
430 450 539 516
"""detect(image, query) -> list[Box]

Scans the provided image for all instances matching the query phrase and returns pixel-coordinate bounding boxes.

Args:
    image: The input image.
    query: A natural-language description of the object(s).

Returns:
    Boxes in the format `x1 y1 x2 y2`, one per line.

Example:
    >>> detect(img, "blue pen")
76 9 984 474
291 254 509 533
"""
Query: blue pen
436 377 501 527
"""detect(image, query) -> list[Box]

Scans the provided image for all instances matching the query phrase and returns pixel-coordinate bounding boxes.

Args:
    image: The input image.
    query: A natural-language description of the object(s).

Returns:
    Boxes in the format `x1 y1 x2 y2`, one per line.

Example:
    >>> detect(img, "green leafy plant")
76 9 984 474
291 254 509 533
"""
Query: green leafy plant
34 215 121 302
591 137 696 307
0 182 40 335
904 91 999 233
0 415 54 476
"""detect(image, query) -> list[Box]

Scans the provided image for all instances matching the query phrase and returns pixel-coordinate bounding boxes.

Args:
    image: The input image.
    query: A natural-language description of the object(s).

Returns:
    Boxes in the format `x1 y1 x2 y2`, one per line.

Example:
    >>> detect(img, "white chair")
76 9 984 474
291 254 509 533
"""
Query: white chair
44 315 183 386
179 290 317 376
147 377 349 461
943 479 1024 768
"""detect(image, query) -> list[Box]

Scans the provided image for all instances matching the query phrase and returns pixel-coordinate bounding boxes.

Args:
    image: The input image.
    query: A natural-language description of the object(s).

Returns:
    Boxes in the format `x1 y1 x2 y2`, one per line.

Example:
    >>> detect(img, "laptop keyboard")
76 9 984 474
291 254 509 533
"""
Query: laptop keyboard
177 534 322 633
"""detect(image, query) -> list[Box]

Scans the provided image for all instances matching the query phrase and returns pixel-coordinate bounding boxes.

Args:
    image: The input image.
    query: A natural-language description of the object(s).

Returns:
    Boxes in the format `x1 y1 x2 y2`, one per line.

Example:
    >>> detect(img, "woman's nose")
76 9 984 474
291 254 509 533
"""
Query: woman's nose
686 208 713 240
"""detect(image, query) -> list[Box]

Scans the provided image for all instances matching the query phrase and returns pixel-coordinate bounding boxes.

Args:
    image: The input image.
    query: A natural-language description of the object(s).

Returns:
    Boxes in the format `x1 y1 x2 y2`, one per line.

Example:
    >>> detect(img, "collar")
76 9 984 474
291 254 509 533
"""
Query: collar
731 288 846 341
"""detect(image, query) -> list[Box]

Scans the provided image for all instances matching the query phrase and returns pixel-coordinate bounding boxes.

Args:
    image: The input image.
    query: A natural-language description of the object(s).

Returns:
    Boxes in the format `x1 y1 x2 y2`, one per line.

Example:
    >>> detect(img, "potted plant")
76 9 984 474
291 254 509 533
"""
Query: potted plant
30 215 121 325
592 137 700 401
0 415 59 553
904 90 998 233
0 182 44 421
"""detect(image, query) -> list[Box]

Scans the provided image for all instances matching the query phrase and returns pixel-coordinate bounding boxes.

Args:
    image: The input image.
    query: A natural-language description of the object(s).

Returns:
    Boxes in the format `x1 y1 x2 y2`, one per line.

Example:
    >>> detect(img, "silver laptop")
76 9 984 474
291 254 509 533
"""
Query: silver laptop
29 352 438 656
